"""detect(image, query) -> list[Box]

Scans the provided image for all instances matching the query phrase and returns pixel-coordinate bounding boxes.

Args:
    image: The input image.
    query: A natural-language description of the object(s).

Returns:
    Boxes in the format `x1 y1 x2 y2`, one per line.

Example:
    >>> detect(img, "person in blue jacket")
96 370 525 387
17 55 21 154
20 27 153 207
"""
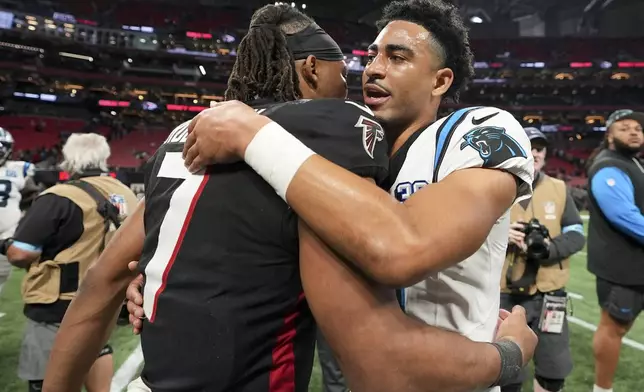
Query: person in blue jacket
586 109 644 392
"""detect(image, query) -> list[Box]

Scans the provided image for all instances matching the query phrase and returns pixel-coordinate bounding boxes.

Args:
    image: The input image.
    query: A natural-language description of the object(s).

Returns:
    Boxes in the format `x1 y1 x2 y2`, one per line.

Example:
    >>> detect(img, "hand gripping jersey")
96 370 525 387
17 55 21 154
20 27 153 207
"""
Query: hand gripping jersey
138 99 388 392
0 161 34 238
389 107 533 384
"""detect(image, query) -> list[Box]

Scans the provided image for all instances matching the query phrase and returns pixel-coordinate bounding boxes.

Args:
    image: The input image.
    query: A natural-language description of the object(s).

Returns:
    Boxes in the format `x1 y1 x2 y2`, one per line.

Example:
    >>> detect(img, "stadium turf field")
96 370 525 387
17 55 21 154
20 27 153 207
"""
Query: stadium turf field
1 221 643 391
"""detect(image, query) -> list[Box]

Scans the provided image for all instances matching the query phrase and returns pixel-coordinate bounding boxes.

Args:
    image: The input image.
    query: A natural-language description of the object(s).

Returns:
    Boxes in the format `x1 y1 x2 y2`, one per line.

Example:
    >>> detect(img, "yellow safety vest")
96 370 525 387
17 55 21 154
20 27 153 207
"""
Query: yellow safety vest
21 175 138 304
501 174 569 295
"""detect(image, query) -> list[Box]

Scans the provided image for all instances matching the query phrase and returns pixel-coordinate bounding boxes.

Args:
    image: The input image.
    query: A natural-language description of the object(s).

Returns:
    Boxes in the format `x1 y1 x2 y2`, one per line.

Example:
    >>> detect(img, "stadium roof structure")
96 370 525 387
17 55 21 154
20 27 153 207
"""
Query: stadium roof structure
44 0 644 36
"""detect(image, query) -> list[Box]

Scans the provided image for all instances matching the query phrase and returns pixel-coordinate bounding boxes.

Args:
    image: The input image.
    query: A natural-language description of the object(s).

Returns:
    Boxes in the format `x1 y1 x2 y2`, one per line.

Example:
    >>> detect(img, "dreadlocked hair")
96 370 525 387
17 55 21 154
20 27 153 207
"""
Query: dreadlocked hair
376 0 475 103
225 4 314 102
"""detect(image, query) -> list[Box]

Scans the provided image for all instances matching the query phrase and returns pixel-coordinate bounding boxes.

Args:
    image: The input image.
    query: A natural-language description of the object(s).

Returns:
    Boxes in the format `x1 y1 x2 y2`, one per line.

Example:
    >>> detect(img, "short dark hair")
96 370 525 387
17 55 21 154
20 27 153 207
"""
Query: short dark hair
225 4 314 102
376 0 474 102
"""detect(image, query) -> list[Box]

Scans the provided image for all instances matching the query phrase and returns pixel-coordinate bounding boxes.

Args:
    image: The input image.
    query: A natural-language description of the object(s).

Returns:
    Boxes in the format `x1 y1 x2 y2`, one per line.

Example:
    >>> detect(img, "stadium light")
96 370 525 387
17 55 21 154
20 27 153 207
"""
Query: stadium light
302 3 306 8
470 16 483 24
59 51 93 62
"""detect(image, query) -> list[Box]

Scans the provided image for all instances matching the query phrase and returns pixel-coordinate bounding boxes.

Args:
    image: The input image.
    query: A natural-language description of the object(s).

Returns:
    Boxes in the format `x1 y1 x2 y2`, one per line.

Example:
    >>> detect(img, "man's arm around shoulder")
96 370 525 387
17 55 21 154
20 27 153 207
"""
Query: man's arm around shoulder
182 102 529 286
282 148 521 285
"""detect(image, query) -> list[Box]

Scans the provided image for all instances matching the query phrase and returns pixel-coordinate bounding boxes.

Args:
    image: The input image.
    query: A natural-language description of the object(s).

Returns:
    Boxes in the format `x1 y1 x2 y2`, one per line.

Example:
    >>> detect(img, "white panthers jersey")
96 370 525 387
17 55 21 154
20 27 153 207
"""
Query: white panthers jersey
0 160 34 238
391 107 533 387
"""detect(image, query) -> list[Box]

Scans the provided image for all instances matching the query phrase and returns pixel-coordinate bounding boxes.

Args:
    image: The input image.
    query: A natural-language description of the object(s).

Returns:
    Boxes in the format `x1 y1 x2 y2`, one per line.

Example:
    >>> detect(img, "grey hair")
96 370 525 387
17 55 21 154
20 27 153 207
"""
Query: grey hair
60 133 111 174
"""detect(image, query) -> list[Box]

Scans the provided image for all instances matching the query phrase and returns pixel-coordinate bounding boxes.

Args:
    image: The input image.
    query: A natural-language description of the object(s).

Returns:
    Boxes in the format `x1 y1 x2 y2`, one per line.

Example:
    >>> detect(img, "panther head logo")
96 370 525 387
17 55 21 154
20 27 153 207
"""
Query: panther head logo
460 126 527 166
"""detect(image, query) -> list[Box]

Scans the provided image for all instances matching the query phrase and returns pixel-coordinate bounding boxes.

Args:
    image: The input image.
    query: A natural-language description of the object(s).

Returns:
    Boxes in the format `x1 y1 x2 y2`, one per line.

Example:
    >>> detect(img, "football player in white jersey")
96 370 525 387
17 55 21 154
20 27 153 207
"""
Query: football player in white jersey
0 128 36 302
181 0 537 390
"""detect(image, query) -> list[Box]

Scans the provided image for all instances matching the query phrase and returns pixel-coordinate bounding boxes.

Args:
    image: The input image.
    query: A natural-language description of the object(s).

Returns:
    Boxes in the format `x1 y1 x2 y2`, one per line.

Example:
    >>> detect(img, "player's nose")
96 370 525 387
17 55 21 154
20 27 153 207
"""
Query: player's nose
364 58 386 80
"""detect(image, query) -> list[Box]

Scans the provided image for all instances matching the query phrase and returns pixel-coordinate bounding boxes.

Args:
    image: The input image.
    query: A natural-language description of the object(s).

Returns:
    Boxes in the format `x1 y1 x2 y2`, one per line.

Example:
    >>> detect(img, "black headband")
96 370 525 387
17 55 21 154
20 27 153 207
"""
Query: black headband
248 22 344 61
285 23 344 61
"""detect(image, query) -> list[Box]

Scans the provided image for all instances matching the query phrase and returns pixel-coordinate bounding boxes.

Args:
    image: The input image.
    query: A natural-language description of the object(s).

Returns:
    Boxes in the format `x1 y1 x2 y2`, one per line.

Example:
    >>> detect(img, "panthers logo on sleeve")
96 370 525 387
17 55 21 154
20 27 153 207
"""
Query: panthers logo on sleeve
459 126 527 167
355 115 385 159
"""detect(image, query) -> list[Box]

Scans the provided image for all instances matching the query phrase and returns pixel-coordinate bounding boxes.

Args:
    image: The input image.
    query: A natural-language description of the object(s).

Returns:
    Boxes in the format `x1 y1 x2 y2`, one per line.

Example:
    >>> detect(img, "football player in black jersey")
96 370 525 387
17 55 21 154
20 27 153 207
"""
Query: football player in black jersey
43 5 388 392
177 1 539 392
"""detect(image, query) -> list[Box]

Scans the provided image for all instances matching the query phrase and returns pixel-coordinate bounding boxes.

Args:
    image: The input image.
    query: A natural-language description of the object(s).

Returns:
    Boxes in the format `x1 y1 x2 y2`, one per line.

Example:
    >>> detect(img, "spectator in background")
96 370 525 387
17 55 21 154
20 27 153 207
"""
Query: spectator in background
0 128 37 316
1 133 138 392
501 128 585 392
586 110 644 392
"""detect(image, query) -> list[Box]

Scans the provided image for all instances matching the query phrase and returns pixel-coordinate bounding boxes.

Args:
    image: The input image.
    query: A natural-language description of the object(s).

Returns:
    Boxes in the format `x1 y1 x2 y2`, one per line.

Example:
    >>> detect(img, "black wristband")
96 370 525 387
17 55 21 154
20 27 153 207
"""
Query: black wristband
0 238 12 256
489 339 523 387
98 344 114 358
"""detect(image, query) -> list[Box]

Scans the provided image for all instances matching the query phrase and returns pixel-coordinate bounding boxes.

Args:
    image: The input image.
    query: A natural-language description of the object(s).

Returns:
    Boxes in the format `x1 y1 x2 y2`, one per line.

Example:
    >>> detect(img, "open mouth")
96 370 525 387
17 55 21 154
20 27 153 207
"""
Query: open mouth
363 84 391 107
476 140 490 156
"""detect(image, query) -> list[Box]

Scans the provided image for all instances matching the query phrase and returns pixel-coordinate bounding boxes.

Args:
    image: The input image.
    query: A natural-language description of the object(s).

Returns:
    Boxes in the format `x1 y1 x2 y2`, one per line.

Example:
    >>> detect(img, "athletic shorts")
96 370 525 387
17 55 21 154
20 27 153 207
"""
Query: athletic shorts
596 277 644 324
18 319 113 381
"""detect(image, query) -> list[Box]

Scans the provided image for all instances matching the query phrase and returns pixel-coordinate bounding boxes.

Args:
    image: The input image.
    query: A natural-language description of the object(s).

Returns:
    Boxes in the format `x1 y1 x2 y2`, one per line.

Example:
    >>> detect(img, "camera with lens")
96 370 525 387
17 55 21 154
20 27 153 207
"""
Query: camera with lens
520 218 550 260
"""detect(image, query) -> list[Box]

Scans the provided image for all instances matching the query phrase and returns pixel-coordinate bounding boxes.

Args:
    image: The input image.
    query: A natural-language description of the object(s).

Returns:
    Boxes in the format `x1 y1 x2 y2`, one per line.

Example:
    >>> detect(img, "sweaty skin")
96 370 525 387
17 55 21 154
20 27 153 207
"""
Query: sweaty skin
178 18 537 390
298 220 503 392
120 215 511 392
64 17 535 392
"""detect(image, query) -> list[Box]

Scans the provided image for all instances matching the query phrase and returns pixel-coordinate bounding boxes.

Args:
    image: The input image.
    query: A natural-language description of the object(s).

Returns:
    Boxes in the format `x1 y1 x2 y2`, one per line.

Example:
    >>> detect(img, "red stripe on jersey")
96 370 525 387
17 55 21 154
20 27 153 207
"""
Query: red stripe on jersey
149 174 210 323
268 292 306 392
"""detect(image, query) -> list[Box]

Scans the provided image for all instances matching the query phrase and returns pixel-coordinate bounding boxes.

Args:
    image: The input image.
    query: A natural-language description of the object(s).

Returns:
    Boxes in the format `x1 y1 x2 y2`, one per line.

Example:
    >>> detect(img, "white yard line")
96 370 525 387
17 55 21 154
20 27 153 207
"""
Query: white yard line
110 343 144 392
568 292 584 300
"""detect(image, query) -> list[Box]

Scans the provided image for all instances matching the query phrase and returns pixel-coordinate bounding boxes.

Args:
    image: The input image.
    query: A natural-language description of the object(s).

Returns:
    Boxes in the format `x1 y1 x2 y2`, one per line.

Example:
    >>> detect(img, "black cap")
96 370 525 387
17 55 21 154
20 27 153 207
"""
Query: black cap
606 109 644 129
524 127 548 144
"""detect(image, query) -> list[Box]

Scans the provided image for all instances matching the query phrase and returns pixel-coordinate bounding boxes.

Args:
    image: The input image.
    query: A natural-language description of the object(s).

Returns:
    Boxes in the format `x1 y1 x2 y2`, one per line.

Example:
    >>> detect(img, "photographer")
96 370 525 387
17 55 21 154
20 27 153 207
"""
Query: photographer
500 128 586 392
0 134 138 392
586 110 644 392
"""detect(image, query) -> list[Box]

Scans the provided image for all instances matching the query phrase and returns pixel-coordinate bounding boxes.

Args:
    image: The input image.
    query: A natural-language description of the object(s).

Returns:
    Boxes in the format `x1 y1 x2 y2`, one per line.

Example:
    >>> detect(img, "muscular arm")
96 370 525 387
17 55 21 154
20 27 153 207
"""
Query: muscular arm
184 104 528 286
43 200 146 392
298 220 501 392
290 162 517 286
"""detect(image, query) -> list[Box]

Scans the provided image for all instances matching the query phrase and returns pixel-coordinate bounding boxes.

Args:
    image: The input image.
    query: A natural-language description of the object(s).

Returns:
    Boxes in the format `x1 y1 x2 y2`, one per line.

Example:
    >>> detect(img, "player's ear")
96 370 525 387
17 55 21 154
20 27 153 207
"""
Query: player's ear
300 55 319 90
431 67 454 97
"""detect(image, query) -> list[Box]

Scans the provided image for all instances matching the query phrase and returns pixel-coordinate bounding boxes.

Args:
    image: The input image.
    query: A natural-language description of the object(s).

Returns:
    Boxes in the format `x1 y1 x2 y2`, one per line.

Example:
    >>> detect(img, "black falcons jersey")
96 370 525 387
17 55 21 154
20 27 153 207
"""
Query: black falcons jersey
138 98 388 392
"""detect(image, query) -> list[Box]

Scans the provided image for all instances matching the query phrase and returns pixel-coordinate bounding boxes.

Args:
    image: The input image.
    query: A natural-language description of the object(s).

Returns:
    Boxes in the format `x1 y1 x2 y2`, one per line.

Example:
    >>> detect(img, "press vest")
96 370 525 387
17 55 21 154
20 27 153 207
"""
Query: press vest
587 149 644 286
21 176 138 304
501 174 569 295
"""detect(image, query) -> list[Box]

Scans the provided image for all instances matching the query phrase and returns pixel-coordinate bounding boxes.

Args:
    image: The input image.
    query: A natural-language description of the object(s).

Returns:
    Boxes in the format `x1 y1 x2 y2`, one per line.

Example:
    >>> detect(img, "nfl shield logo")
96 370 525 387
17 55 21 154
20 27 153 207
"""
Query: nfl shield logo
109 194 127 217
544 201 556 216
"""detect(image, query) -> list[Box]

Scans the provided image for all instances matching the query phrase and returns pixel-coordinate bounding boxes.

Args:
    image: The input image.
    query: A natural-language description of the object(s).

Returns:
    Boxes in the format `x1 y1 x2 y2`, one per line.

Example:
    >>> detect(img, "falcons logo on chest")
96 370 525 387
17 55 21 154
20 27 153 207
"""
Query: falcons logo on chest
355 115 385 159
